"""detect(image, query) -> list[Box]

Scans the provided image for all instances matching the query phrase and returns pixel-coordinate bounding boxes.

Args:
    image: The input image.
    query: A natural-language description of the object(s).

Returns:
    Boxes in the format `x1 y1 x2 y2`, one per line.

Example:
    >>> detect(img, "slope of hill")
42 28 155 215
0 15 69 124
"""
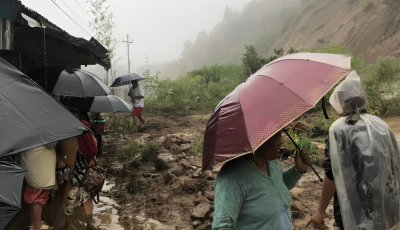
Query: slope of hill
276 0 400 64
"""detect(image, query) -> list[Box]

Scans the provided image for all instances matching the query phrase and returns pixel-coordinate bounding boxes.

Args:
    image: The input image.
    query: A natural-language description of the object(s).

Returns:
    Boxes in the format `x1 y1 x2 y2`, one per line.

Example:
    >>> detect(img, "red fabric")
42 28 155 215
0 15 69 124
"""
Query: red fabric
202 53 352 171
132 106 143 117
78 120 98 162
24 184 51 206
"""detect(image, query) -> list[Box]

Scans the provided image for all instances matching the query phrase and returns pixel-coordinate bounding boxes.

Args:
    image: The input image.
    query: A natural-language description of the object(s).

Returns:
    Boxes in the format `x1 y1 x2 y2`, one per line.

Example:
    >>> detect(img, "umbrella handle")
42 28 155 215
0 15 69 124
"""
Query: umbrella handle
282 128 323 182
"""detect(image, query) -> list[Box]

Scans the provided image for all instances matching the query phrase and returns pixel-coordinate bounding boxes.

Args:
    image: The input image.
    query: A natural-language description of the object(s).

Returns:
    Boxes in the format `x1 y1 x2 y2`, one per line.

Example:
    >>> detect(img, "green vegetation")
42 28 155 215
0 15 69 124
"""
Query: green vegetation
118 140 160 162
190 136 204 154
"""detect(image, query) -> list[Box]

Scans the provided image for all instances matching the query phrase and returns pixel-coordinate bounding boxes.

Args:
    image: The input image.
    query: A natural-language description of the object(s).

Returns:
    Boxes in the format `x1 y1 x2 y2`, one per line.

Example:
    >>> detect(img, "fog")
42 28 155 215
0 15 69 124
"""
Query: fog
21 0 253 78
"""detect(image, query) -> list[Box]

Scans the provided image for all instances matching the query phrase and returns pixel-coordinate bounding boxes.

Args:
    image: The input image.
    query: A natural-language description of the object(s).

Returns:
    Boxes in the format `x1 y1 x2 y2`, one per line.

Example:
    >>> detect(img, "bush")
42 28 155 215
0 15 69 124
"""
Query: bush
140 142 161 162
190 136 204 154
117 141 161 162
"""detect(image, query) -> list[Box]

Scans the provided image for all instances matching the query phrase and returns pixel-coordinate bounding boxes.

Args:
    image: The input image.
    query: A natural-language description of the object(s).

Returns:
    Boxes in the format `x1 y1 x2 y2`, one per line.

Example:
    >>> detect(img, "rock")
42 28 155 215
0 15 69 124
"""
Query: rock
201 171 216 180
170 144 180 154
180 143 192 151
192 220 202 228
143 173 152 177
162 137 174 149
191 166 198 170
170 179 182 191
169 176 178 185
157 148 171 154
164 172 174 184
197 191 203 197
197 222 212 230
212 165 222 173
191 202 213 221
204 191 215 201
154 153 175 171
176 153 187 161
192 168 202 178
179 159 193 170
209 212 214 218
194 196 210 206
180 135 192 143
130 160 142 168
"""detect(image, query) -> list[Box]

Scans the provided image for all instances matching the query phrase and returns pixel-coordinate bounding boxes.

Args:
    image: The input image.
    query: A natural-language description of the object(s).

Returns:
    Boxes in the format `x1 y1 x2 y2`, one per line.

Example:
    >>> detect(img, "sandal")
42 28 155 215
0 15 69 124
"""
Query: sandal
32 224 53 230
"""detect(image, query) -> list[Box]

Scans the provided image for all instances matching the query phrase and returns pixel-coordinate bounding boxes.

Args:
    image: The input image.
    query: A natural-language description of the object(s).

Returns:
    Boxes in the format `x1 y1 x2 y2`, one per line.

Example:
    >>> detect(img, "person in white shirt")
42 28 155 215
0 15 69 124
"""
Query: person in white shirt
128 80 146 132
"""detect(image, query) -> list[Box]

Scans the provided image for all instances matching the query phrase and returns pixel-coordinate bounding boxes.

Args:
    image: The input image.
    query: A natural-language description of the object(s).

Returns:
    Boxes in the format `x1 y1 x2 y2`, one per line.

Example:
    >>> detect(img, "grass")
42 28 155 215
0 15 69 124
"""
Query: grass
118 140 161 162
190 136 204 154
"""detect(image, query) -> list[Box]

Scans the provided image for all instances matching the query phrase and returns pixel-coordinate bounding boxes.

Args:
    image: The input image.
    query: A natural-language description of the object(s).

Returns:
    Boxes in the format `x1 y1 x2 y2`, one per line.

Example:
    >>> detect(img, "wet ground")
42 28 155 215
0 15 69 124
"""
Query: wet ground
5 114 400 230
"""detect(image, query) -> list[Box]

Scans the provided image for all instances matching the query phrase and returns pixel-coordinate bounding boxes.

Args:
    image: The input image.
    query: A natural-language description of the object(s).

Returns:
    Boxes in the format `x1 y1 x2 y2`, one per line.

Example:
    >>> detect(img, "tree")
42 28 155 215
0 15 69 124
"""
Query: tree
87 0 121 86
241 45 267 76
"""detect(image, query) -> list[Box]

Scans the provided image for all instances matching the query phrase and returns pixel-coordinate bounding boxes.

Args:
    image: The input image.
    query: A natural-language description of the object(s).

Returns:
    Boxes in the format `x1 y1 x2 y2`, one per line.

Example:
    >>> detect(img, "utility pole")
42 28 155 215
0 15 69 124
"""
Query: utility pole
122 34 133 73
144 54 150 71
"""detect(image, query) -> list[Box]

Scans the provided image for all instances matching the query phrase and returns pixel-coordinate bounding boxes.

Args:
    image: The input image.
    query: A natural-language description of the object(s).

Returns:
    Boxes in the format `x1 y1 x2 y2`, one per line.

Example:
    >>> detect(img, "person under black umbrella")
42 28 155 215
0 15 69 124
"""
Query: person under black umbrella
128 80 146 132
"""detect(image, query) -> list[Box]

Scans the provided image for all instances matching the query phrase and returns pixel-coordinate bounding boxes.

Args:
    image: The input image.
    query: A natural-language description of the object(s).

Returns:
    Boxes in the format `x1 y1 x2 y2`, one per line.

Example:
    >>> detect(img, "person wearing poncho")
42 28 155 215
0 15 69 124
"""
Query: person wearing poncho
307 71 400 230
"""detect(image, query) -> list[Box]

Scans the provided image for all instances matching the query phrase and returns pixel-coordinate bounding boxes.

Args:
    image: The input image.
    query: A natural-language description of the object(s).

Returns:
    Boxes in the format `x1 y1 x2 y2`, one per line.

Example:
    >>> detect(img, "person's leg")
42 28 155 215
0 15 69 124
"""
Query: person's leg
138 116 145 125
31 203 43 229
81 189 97 230
133 115 138 131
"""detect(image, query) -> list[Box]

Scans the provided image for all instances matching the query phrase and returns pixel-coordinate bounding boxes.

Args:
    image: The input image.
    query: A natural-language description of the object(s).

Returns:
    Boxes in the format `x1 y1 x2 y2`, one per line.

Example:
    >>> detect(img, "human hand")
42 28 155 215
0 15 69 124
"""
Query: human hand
295 149 312 173
57 160 65 169
306 209 326 229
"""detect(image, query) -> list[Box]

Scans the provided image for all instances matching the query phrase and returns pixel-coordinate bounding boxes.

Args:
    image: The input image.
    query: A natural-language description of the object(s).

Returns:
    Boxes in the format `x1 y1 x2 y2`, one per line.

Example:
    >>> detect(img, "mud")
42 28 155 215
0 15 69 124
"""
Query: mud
98 112 400 230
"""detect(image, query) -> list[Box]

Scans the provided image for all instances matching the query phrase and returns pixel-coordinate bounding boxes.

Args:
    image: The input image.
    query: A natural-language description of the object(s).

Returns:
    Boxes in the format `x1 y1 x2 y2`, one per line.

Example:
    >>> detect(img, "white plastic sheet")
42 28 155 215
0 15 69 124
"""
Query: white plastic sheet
329 71 400 229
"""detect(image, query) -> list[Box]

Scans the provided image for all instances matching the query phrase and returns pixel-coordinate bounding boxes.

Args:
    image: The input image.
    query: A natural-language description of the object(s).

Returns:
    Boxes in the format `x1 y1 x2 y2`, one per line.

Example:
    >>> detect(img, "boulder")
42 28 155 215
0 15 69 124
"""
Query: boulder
170 144 180 154
204 191 215 201
191 202 213 221
179 159 193 170
194 196 210 206
162 137 174 149
192 220 202 228
154 153 175 171
180 143 192 151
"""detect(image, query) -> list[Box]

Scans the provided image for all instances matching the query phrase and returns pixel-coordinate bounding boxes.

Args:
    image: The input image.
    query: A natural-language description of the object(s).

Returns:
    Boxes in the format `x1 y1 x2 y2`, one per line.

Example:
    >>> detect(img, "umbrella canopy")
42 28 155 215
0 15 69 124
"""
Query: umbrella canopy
0 57 90 157
202 53 352 171
110 73 146 87
52 68 110 97
62 95 132 113
0 157 26 230
90 95 133 113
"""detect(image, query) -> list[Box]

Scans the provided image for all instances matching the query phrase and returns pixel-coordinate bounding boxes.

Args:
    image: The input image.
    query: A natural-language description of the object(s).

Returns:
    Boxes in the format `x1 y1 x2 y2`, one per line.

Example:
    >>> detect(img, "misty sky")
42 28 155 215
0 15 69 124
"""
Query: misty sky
22 0 251 69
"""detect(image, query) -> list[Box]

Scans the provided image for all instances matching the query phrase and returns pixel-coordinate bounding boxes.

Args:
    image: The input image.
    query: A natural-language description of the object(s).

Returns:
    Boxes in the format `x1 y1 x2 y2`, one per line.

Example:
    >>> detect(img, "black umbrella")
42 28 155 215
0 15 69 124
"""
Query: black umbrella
0 157 26 230
52 68 110 97
0 57 90 157
110 73 146 87
62 95 132 113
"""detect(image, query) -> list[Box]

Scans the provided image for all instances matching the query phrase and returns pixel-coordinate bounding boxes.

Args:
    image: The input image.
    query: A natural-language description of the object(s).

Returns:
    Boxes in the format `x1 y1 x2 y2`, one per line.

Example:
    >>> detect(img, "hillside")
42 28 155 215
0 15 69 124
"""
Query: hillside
276 0 400 64
158 0 400 79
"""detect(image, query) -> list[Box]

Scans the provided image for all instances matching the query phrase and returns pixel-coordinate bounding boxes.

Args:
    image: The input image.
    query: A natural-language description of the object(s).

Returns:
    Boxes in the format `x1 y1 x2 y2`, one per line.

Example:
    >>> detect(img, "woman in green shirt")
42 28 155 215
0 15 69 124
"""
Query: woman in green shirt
212 131 311 230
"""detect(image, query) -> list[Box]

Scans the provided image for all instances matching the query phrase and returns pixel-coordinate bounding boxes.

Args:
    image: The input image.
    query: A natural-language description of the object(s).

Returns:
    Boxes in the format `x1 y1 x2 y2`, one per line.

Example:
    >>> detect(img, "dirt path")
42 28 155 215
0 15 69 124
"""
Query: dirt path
98 112 336 230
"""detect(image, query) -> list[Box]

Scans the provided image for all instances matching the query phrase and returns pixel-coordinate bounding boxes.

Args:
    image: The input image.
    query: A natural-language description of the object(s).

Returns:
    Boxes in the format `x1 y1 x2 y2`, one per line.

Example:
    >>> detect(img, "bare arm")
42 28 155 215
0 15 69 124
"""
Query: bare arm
306 175 336 228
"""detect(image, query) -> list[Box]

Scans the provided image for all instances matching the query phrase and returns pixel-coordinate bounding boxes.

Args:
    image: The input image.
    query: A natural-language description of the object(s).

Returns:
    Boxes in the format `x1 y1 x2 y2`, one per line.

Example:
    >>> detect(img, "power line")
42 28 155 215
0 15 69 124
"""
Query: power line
59 0 91 30
50 0 92 37
107 0 128 33
73 0 90 18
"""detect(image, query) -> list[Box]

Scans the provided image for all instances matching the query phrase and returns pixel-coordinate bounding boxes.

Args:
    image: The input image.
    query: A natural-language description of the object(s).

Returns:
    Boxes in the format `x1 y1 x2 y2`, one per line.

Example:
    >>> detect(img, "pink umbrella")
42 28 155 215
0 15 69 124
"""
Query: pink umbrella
202 53 352 179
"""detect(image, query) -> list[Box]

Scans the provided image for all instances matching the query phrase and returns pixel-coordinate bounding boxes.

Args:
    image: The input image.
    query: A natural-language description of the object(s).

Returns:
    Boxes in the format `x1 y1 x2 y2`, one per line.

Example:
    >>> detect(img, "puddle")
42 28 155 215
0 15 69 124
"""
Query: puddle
68 181 123 230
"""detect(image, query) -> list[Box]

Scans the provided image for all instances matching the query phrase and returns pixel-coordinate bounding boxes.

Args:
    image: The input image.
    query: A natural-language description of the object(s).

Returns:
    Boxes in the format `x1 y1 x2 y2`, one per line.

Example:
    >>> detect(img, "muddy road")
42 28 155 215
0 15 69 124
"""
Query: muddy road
97 112 400 230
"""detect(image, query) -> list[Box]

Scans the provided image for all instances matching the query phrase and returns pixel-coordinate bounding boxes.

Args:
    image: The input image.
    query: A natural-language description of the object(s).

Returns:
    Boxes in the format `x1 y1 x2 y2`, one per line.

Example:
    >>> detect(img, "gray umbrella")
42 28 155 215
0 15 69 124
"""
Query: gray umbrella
110 73 146 87
0 157 26 230
90 95 133 113
52 68 110 97
0 57 89 157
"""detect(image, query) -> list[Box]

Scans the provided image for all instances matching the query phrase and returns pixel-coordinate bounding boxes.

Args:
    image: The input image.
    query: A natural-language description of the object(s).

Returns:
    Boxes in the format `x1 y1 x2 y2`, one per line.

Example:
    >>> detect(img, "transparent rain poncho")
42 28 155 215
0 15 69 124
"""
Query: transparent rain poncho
329 71 400 230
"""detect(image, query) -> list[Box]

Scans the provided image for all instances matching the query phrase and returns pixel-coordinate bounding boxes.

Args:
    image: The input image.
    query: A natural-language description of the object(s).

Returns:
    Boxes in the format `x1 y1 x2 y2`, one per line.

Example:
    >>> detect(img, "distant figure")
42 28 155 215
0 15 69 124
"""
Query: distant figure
307 71 400 230
128 80 145 132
